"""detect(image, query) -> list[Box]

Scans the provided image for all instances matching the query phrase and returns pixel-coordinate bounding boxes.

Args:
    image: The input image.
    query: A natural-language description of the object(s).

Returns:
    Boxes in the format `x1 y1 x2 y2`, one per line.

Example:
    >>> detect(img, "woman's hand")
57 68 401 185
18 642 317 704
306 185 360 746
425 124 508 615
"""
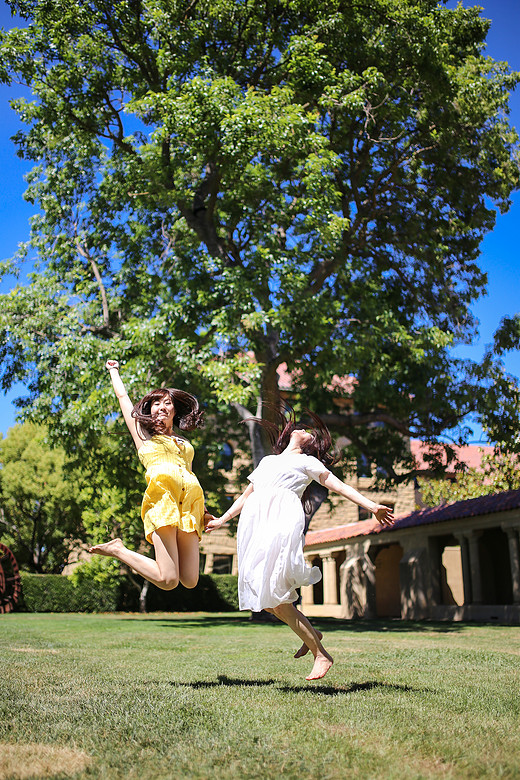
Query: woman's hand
204 515 226 533
373 505 395 526
106 359 120 371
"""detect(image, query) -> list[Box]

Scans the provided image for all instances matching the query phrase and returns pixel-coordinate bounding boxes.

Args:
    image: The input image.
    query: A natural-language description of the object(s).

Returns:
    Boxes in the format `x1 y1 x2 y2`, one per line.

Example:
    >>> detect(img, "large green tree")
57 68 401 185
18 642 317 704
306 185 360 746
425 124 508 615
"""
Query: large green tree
0 423 85 572
1 0 519 480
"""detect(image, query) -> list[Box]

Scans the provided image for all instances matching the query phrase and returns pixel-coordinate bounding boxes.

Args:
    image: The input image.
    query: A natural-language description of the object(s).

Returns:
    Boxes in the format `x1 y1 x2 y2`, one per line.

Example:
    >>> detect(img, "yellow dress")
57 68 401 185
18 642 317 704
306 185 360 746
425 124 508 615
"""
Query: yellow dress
138 434 205 544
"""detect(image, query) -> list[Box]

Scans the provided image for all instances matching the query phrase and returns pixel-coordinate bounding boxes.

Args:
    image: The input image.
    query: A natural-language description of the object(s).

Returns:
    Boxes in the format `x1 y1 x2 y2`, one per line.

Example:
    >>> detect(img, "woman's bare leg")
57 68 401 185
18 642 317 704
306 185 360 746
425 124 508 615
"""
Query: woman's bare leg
89 526 181 590
272 602 333 681
294 630 323 659
176 529 200 588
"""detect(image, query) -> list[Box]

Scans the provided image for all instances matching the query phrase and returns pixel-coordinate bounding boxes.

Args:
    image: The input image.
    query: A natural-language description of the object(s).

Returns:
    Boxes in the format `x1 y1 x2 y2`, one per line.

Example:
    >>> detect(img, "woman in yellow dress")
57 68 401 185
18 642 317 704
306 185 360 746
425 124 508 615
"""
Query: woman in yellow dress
89 360 206 590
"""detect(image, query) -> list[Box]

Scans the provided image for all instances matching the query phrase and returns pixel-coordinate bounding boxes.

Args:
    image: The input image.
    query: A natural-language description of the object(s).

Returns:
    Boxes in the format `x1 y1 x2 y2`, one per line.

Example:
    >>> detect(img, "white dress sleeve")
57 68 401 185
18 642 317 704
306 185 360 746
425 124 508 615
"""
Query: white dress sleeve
247 457 266 485
303 455 330 482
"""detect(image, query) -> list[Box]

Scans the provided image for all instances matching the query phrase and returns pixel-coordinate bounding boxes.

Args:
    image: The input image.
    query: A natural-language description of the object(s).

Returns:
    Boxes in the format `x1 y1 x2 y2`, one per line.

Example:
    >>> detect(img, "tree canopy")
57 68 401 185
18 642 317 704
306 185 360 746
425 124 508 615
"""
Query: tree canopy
0 423 84 572
1 0 519 478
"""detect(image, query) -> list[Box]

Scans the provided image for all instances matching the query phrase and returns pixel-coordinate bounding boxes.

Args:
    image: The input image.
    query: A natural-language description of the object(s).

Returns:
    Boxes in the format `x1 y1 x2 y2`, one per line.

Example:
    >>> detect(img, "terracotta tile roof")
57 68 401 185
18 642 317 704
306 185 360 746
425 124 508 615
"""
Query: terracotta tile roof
276 362 356 395
410 439 493 472
304 489 520 547
305 518 381 546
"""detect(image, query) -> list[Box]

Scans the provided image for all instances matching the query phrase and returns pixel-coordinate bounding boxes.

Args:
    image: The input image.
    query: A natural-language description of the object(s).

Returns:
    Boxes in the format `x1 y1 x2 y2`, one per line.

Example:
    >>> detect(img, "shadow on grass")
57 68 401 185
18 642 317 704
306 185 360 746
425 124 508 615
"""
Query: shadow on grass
142 675 425 697
118 614 248 629
301 618 468 634
119 614 469 633
190 675 422 696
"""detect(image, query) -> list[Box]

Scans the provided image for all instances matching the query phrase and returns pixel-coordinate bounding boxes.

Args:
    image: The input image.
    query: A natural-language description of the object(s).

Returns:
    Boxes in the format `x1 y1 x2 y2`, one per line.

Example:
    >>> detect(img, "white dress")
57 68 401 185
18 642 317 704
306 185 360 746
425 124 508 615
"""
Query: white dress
237 453 330 612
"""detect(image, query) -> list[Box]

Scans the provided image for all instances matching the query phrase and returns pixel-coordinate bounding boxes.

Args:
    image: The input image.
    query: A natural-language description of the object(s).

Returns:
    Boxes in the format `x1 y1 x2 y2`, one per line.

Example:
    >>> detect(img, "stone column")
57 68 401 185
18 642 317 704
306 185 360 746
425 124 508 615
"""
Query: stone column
301 585 314 606
399 547 428 620
322 555 338 605
466 531 483 604
504 527 520 604
231 554 239 576
455 535 472 604
340 547 375 619
203 553 214 575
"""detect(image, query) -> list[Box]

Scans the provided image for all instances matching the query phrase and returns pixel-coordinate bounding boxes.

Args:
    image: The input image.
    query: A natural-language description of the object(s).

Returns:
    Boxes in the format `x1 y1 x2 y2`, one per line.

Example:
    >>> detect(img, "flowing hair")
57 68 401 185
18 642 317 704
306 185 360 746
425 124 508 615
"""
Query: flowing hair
245 407 337 511
132 388 204 437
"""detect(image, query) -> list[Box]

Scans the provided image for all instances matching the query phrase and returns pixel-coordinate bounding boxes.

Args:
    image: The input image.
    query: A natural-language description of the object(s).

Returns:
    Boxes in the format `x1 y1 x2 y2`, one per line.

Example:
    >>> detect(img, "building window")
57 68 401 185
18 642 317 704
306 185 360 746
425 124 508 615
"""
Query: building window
212 554 233 574
356 453 371 478
216 442 234 470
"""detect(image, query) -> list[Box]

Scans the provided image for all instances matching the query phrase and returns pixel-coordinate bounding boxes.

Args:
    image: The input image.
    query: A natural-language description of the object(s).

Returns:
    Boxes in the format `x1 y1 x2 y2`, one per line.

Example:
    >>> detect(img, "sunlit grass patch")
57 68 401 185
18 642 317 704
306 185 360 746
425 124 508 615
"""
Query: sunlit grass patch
0 743 92 780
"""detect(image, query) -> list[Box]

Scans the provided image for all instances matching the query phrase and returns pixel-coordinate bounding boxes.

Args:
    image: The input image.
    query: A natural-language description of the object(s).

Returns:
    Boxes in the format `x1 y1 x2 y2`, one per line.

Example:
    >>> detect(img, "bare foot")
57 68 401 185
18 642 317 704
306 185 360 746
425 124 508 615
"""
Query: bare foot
294 630 323 659
88 538 124 558
306 653 334 681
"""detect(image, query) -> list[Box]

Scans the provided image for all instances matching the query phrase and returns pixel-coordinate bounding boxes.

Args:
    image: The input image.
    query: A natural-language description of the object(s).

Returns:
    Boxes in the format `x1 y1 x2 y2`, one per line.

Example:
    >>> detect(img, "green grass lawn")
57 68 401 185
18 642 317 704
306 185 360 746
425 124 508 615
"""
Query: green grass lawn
1 613 520 779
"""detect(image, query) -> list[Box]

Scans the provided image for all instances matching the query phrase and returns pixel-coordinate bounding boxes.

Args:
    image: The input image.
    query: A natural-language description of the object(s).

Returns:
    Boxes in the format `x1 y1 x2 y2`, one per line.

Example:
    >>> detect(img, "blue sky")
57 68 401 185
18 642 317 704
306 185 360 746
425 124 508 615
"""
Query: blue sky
0 0 519 439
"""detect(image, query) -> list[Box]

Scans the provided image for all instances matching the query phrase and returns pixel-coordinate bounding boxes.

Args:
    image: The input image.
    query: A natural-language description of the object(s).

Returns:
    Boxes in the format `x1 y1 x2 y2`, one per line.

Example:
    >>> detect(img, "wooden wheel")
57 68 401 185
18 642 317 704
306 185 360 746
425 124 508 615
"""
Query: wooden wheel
0 543 22 613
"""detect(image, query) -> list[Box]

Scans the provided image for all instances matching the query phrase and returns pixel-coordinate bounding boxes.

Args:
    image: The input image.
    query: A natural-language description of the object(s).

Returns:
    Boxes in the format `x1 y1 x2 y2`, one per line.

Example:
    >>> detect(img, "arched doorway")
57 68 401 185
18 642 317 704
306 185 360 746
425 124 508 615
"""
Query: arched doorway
438 535 464 606
374 544 403 617
479 528 513 604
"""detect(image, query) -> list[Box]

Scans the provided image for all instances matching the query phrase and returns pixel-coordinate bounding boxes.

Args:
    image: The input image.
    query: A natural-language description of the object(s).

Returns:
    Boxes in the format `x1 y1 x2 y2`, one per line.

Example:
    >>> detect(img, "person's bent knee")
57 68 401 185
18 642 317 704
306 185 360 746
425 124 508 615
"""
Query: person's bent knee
159 576 179 591
180 574 199 590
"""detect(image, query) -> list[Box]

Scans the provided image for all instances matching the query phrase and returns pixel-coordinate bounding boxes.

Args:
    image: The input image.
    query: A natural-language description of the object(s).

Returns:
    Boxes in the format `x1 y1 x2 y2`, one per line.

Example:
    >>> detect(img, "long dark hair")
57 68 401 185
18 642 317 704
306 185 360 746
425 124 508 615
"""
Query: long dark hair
132 388 204 436
250 407 336 467
246 407 337 511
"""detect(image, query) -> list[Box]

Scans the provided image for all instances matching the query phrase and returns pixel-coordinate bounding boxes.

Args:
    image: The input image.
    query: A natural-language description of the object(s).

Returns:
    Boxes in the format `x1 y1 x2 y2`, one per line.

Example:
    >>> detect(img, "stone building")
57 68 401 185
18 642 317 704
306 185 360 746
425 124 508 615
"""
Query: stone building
301 490 520 624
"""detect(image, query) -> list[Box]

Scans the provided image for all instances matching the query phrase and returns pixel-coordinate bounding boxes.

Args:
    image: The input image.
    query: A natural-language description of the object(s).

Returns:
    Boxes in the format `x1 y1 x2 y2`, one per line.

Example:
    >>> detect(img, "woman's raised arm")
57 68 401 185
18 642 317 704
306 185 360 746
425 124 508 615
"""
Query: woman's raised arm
105 360 143 450
319 471 395 526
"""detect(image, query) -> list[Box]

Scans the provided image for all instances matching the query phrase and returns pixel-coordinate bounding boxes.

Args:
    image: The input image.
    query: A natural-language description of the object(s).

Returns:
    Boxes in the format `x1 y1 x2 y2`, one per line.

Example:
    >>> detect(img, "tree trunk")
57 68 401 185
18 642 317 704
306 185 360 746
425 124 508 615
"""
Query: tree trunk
233 398 268 467
139 580 150 613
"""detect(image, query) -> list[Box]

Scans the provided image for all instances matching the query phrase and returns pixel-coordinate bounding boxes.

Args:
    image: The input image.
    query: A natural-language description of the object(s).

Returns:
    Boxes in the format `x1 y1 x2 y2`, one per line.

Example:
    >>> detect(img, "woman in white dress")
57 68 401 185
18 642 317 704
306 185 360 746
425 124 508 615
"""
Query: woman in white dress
206 411 394 681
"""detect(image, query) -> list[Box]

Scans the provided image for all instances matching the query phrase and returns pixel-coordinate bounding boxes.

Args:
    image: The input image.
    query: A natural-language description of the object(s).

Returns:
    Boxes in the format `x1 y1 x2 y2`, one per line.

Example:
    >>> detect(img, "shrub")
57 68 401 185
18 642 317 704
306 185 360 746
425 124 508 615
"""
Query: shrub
146 574 239 612
17 571 238 613
18 572 121 613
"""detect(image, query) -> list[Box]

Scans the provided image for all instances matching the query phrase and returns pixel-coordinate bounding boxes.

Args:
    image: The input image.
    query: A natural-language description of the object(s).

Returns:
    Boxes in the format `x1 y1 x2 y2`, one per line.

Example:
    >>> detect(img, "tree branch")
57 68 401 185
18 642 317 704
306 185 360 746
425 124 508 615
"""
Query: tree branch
74 238 110 328
320 411 415 438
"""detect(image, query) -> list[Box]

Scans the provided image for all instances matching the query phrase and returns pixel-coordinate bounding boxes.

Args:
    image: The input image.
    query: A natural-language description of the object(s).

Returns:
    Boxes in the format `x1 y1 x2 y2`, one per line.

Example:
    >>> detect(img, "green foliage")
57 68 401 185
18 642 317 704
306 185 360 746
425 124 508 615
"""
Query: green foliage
69 555 121 589
0 422 85 572
0 0 519 481
418 447 520 506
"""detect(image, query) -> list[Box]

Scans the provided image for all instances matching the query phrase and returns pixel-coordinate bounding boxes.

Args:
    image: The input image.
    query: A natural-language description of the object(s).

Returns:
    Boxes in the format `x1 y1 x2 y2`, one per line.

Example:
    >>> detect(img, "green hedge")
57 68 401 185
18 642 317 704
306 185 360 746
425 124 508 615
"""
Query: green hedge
17 572 239 613
147 574 239 612
19 572 121 613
